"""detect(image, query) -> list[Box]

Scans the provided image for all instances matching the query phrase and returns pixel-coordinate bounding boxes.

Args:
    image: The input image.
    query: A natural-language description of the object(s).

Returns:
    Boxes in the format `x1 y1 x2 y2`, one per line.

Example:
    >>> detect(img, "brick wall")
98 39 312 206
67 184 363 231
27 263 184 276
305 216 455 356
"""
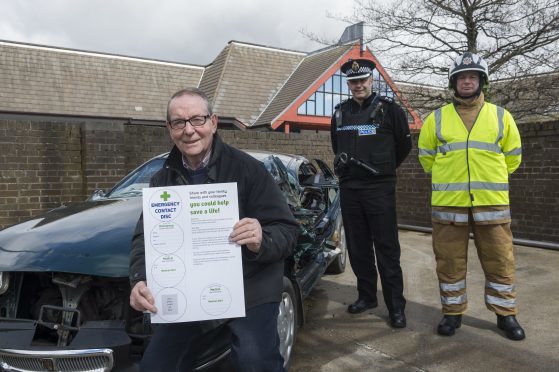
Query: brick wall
123 124 173 172
82 121 127 193
509 122 559 242
0 119 83 227
1 118 557 245
395 121 559 244
395 134 432 229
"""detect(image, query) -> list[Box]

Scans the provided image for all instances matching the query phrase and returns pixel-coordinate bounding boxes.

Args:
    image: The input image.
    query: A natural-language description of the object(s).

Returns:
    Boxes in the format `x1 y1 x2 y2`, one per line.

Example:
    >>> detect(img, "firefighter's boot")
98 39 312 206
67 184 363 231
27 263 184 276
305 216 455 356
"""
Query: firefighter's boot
437 314 462 336
497 315 525 340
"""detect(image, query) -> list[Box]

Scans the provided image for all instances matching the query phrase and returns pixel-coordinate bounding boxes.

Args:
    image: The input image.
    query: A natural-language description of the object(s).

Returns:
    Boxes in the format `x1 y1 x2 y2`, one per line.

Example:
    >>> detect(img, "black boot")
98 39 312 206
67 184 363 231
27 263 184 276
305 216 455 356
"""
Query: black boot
497 315 526 340
437 314 462 336
347 298 378 314
389 309 406 328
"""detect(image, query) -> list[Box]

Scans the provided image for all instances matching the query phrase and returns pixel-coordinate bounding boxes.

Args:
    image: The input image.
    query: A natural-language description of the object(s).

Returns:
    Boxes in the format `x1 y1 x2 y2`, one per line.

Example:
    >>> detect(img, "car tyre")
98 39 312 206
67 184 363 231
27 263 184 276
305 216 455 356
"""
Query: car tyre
277 277 298 369
326 223 347 274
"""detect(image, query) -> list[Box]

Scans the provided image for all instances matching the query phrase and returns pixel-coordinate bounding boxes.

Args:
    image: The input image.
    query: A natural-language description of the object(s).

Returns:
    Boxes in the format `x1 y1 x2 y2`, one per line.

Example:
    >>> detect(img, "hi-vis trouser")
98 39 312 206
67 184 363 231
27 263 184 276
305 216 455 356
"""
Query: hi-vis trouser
432 206 517 316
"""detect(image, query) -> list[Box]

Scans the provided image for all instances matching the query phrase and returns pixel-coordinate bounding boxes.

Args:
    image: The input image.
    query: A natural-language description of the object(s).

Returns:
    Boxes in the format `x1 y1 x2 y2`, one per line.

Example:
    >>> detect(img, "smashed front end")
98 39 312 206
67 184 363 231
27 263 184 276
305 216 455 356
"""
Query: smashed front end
0 271 145 371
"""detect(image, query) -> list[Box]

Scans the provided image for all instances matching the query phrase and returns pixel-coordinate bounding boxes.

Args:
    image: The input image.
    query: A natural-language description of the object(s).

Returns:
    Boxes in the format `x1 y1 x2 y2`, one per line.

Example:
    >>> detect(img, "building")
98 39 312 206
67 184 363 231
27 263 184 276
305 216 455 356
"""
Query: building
1 34 557 246
0 36 421 132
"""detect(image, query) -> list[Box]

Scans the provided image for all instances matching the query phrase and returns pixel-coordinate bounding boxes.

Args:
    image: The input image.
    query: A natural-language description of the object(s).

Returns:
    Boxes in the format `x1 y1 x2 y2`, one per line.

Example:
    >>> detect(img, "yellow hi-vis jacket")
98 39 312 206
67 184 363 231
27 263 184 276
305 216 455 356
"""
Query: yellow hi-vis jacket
418 102 522 207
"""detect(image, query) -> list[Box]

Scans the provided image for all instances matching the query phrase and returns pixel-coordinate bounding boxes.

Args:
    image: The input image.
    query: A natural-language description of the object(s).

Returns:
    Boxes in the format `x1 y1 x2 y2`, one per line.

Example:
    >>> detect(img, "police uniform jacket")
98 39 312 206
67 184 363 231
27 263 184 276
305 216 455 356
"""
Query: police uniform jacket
129 134 300 309
330 93 412 188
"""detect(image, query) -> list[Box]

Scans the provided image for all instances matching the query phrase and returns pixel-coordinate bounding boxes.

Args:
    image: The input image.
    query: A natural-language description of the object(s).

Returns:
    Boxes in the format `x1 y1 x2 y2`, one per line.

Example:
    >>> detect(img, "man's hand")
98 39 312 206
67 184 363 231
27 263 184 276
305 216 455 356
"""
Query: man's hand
230 217 262 253
130 281 158 313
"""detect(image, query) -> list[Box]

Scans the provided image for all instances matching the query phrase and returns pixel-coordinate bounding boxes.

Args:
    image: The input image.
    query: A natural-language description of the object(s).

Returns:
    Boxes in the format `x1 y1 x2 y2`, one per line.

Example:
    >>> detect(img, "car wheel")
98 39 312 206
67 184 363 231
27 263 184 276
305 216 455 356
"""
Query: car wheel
277 277 298 369
326 223 347 274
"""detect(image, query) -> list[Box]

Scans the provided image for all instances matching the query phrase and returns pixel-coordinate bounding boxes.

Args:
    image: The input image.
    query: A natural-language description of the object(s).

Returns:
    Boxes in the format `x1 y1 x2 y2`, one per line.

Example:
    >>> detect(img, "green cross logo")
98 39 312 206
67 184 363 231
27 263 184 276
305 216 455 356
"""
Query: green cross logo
160 191 171 201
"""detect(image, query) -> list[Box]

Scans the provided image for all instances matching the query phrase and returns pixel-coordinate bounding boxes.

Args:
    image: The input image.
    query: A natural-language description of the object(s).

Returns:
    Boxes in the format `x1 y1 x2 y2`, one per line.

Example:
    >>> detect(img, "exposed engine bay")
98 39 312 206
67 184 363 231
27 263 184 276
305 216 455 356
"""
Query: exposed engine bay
0 272 143 348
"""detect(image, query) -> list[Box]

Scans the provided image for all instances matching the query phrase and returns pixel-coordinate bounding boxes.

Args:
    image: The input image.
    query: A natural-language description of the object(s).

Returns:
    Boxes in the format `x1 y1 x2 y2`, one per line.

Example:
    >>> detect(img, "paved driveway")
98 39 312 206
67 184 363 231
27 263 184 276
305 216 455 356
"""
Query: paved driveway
290 229 559 372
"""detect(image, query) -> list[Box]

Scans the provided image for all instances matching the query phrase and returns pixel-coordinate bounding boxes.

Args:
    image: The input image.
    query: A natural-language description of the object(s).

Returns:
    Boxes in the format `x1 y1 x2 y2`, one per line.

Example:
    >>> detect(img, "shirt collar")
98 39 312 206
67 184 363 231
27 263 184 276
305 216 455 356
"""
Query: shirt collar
182 149 212 171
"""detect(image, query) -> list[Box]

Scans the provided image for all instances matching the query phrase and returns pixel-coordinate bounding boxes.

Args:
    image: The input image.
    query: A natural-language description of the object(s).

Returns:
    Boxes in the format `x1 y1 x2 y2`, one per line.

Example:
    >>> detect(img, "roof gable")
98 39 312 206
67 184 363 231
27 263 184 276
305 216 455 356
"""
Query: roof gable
260 44 422 131
205 42 304 126
254 44 354 128
198 44 231 103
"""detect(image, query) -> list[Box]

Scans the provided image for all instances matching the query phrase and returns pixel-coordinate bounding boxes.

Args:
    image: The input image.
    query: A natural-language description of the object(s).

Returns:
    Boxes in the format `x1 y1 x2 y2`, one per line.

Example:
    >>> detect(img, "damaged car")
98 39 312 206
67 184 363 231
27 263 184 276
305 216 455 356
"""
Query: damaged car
0 150 345 371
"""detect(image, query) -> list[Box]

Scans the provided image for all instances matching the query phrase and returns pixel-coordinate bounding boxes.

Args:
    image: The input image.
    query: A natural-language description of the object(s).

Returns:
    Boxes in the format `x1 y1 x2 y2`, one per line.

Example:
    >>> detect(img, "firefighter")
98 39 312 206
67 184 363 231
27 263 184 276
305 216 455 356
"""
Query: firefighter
418 52 525 340
331 58 412 328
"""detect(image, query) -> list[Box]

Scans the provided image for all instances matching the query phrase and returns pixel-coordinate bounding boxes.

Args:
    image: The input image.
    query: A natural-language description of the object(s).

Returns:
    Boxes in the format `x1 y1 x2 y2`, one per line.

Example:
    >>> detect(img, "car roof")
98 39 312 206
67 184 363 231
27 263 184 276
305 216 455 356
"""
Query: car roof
153 149 308 176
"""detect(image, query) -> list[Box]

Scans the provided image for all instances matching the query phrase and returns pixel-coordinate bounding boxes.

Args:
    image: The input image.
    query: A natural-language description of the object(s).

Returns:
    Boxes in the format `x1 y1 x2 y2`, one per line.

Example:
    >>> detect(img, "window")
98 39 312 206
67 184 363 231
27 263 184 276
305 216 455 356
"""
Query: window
297 71 351 117
297 67 412 122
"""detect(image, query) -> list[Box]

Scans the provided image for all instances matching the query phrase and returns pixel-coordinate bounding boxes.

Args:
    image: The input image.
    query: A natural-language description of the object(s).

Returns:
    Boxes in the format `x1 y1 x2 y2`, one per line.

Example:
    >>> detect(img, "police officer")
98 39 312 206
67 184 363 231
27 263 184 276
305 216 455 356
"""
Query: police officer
330 58 412 328
418 52 525 340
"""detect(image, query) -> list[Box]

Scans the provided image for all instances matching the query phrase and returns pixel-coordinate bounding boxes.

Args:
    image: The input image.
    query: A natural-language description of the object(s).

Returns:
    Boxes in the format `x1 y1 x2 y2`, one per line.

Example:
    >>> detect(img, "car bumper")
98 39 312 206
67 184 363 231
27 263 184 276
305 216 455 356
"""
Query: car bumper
0 348 114 372
0 319 133 372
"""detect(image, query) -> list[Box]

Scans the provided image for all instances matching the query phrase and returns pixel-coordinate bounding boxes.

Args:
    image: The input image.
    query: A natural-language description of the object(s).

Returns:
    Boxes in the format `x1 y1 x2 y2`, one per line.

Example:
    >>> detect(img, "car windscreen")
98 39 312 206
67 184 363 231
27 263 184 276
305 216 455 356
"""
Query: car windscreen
107 158 166 198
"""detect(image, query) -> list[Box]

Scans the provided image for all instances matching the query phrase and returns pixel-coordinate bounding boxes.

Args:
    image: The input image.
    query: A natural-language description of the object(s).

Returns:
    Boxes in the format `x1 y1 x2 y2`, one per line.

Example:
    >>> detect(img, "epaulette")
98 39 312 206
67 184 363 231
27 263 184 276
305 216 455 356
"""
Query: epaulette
379 95 394 104
334 99 349 110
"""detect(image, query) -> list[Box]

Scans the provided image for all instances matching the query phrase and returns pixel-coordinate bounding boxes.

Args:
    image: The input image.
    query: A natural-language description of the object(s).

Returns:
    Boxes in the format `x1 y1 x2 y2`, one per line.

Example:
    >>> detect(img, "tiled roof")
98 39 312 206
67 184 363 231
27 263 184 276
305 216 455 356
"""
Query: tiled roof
0 39 431 129
254 44 354 127
198 45 231 104
0 41 204 121
201 41 305 126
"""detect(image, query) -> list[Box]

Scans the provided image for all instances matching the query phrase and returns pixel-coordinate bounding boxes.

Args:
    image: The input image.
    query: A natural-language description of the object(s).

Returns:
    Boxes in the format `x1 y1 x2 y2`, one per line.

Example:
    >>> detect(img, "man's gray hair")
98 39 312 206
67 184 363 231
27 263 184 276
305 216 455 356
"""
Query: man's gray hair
166 87 213 122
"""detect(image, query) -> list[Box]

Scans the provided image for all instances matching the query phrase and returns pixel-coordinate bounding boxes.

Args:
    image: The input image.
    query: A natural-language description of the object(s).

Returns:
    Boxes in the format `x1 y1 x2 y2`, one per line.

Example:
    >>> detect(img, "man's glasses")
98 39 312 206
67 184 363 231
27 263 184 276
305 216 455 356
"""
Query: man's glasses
168 115 210 130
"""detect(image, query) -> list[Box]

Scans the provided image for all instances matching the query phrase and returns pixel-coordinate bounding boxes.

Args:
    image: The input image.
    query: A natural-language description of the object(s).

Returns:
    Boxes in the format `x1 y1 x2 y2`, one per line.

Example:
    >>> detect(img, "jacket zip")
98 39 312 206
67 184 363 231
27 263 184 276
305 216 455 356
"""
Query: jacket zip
165 165 189 185
464 103 484 206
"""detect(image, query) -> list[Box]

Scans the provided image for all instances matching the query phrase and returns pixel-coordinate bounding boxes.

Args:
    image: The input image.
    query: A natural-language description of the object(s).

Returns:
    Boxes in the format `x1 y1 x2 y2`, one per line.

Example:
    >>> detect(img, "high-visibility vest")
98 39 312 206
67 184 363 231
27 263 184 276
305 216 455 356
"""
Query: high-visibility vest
418 102 522 207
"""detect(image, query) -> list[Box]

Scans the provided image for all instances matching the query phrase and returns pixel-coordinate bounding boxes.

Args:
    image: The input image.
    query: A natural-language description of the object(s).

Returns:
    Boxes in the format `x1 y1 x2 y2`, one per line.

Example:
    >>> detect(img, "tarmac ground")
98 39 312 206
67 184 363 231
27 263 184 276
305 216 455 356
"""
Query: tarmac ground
290 229 559 372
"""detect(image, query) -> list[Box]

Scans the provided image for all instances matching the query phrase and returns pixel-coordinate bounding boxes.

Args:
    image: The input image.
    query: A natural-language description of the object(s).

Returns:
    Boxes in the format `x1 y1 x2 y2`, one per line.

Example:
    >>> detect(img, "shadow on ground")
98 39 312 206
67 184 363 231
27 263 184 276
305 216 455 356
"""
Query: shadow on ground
289 230 559 372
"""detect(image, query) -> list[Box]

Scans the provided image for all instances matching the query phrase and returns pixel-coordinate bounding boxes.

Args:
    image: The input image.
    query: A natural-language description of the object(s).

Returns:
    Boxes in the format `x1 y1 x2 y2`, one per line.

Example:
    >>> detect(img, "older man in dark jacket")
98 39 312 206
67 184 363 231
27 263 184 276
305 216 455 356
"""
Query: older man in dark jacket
129 87 299 372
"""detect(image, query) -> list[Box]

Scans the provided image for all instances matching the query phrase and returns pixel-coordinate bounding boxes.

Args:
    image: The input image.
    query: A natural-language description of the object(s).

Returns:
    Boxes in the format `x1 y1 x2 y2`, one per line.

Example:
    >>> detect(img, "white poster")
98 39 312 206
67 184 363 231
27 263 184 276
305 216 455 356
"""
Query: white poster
142 183 245 323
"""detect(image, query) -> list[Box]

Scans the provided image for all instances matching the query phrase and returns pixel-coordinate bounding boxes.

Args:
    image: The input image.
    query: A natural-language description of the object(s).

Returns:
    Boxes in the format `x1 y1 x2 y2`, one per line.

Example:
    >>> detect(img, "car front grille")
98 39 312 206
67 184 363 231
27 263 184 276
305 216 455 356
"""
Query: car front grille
0 348 113 372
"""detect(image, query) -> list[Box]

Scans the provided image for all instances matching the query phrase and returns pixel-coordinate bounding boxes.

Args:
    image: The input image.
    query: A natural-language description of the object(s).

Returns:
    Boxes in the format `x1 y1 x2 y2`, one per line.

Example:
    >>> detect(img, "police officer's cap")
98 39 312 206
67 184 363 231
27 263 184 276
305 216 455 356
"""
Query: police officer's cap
341 59 376 81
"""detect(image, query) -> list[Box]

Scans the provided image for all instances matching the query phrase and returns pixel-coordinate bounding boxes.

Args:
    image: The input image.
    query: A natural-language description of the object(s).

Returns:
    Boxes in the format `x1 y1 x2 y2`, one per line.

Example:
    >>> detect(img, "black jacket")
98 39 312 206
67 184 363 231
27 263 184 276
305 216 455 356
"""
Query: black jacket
130 134 300 309
330 94 412 188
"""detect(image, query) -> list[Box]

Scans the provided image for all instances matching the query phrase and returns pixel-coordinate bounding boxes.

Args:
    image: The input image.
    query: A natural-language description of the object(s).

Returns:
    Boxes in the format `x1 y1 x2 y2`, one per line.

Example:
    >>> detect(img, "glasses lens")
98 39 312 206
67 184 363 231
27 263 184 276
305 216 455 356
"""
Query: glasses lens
170 119 186 129
190 115 208 127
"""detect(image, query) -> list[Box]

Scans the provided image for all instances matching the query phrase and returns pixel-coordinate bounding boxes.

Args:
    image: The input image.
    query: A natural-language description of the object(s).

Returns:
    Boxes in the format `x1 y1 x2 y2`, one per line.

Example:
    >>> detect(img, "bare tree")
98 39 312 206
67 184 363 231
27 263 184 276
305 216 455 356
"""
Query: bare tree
316 0 559 120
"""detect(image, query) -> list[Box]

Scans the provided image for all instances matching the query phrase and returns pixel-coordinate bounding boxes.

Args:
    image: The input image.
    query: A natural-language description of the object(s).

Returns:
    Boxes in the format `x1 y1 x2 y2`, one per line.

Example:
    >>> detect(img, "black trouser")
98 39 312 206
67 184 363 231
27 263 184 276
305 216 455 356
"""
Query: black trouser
340 182 406 312
140 302 284 372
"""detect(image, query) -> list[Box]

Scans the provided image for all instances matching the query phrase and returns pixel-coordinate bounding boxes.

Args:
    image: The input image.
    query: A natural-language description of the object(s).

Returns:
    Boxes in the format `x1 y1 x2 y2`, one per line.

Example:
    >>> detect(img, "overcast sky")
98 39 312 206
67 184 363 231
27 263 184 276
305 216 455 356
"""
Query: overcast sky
0 0 356 65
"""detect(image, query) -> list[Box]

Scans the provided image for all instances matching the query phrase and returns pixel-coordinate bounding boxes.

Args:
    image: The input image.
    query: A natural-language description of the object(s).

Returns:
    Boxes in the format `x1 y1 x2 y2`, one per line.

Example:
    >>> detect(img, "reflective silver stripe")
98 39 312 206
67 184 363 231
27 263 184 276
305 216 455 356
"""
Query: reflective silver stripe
473 210 511 222
438 142 466 153
505 147 522 156
470 182 509 191
435 106 505 155
435 106 521 155
441 294 467 305
440 279 466 292
486 294 516 308
419 148 436 156
433 182 509 192
496 106 505 145
437 141 502 154
468 140 502 153
435 109 445 145
432 211 469 223
432 183 468 191
486 280 515 294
